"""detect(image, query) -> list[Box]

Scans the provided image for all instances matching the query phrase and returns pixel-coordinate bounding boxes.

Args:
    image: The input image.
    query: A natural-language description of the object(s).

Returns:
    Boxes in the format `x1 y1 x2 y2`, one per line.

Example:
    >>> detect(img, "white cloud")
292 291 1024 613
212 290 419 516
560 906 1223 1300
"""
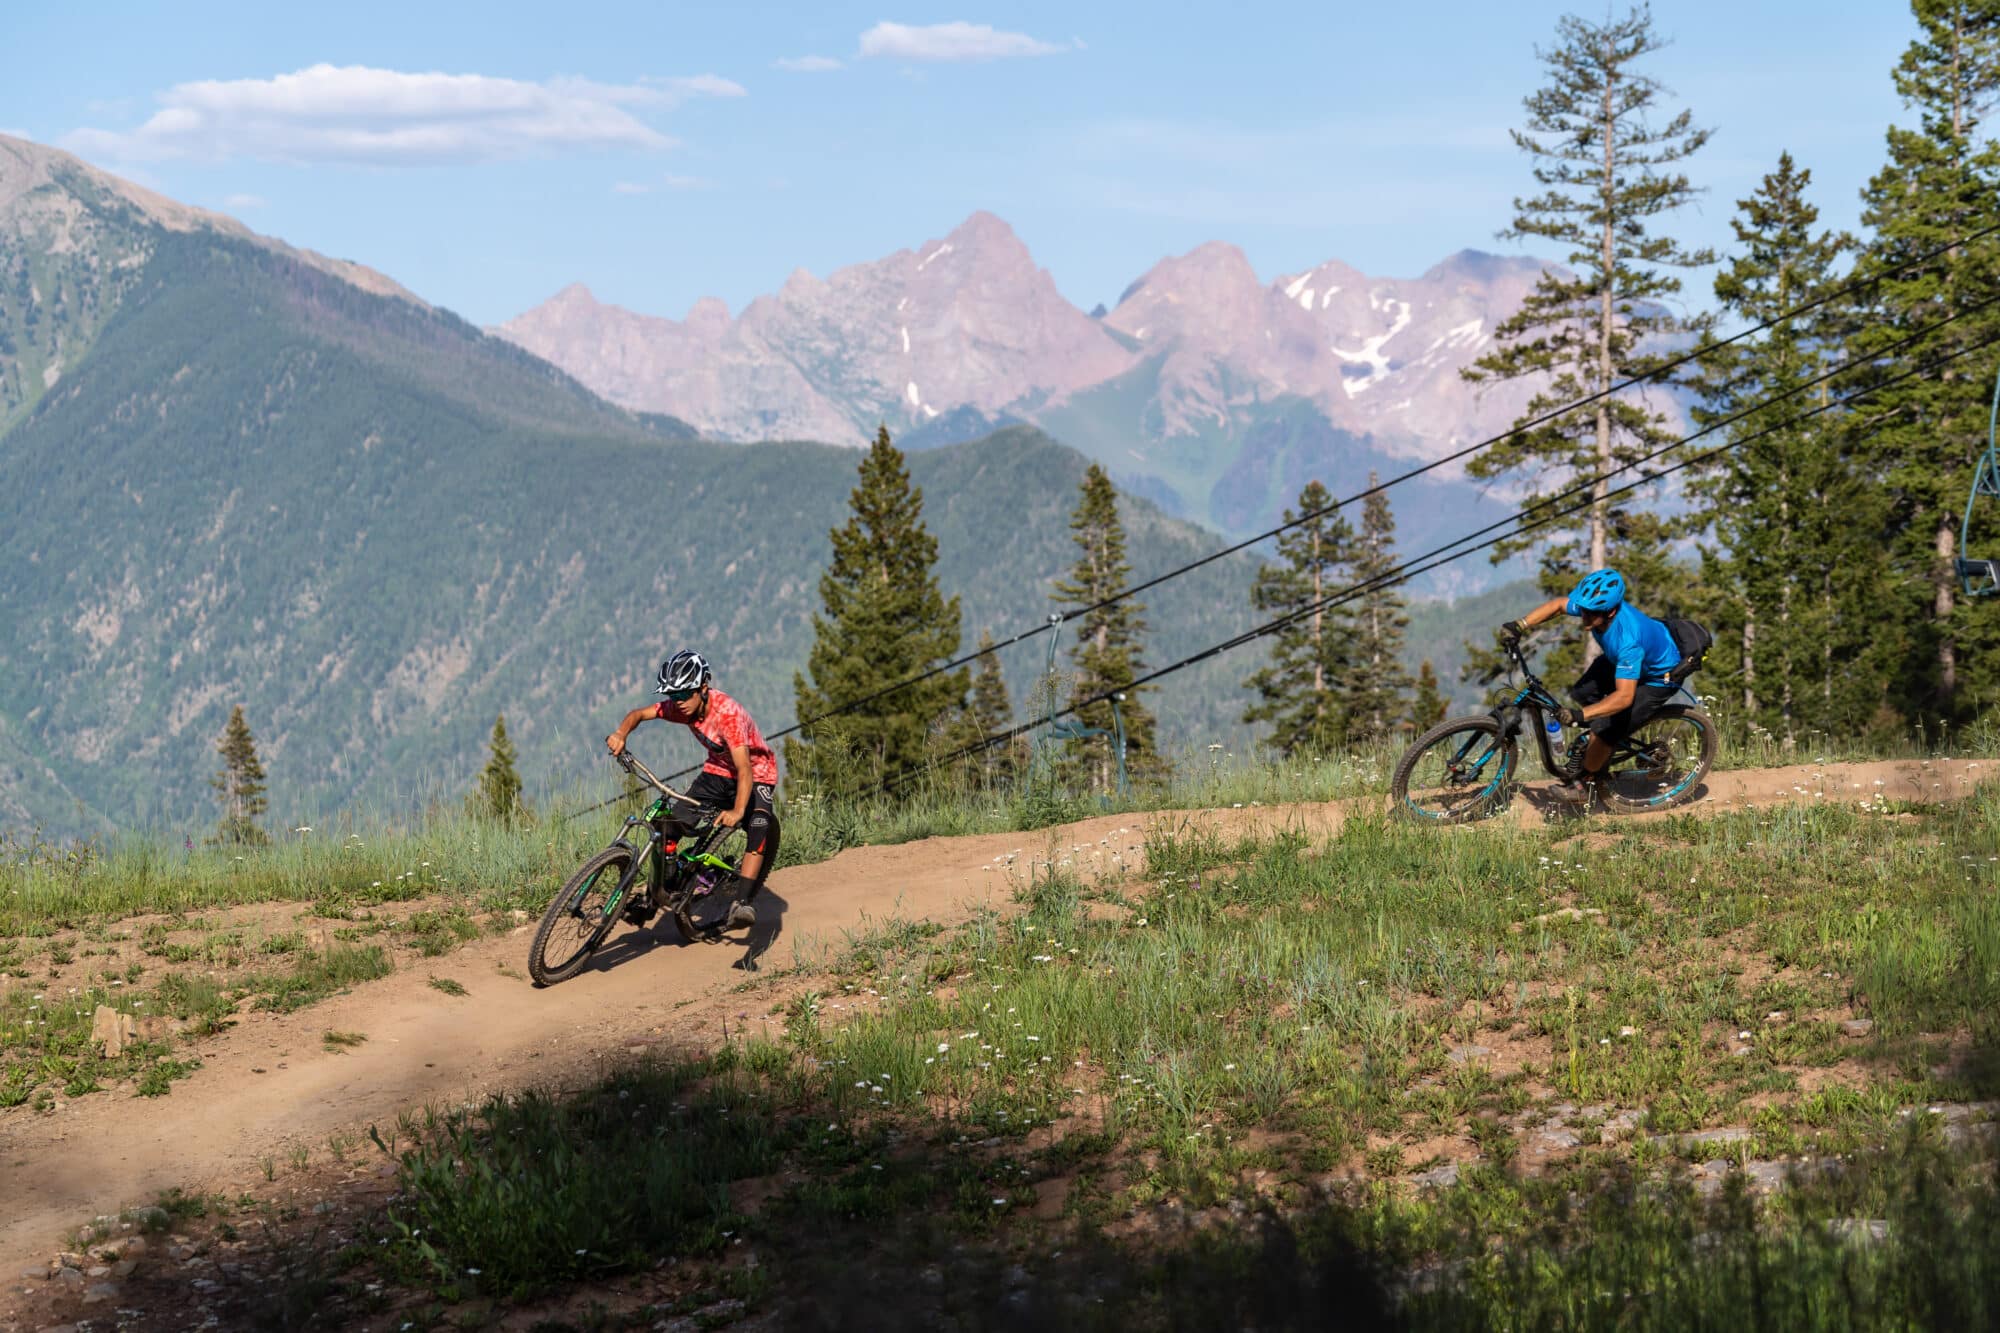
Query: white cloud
63 64 738 166
613 173 714 195
222 192 267 209
774 55 843 72
646 74 747 100
0 128 30 141
858 21 1070 62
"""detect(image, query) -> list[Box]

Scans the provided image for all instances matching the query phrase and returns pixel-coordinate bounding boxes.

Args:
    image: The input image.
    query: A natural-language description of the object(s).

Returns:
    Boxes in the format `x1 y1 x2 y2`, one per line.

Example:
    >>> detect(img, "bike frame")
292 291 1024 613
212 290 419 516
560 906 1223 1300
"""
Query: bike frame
593 754 738 919
1486 640 1698 779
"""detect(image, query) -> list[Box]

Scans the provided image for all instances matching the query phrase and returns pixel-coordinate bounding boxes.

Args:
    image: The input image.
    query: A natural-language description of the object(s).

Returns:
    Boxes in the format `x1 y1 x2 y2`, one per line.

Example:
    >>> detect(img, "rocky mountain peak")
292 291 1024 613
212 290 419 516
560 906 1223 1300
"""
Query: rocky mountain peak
495 210 1573 522
544 282 602 310
684 295 732 329
1104 242 1268 344
944 209 1023 250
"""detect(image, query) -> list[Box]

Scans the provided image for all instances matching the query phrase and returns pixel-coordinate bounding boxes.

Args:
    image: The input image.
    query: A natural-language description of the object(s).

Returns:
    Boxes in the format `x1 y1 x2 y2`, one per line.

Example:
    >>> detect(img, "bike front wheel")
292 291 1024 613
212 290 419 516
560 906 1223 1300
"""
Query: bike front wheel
527 847 636 985
1391 715 1517 824
1600 706 1717 813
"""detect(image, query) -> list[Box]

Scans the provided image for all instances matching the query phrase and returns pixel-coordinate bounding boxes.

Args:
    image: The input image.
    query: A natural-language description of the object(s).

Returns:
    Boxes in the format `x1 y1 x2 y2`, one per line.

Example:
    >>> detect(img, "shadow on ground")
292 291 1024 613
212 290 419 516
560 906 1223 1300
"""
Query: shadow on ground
573 883 792 978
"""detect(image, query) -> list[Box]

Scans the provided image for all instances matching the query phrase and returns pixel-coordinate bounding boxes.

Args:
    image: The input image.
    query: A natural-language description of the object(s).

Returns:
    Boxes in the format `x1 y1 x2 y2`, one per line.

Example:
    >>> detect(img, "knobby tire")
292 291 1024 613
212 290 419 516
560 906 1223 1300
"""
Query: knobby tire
1391 715 1516 825
1599 706 1718 813
528 847 635 985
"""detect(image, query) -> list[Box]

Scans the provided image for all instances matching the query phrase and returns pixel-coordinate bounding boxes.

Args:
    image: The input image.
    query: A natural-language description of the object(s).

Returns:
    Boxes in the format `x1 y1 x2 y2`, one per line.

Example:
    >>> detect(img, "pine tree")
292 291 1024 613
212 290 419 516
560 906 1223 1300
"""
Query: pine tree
1688 153 1879 742
791 426 967 786
468 713 529 825
1342 476 1414 741
1411 660 1450 731
209 704 269 846
1243 480 1357 755
1054 465 1163 785
961 629 1020 786
1853 1 2000 721
1462 4 1713 622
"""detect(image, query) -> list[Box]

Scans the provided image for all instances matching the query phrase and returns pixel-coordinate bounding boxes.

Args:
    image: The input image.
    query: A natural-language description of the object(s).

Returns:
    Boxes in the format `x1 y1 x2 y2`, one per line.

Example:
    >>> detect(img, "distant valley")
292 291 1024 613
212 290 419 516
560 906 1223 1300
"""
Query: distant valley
0 134 1544 837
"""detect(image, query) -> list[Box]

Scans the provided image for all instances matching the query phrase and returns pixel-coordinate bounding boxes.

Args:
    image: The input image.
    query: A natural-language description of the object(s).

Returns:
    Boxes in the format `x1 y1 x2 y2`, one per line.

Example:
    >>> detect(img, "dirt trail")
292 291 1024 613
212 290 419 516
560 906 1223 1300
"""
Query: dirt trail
0 757 1986 1270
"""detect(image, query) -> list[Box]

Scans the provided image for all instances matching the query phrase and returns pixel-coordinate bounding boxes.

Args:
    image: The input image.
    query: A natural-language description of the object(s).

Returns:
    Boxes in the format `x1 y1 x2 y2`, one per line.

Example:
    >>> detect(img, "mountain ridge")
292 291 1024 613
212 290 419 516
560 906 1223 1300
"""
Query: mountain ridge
495 212 1566 535
0 168 1263 834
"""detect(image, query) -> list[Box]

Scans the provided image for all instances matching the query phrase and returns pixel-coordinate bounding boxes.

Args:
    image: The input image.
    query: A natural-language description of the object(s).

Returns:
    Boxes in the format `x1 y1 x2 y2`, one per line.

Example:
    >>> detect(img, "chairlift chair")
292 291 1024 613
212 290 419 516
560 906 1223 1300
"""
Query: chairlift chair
1957 364 2000 598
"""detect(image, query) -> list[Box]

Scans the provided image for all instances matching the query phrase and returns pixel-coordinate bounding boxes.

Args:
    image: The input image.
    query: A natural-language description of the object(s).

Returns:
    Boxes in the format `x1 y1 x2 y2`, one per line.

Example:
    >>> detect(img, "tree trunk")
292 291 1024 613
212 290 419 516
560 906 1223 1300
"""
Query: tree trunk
1778 467 1792 739
1586 52 1617 666
1938 517 1958 702
1779 575 1795 741
1741 599 1756 718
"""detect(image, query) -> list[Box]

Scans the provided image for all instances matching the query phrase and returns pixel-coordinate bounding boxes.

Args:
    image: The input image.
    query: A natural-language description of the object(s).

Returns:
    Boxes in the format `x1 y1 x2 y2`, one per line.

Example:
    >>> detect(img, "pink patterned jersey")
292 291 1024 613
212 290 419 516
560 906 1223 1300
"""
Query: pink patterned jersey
653 688 778 786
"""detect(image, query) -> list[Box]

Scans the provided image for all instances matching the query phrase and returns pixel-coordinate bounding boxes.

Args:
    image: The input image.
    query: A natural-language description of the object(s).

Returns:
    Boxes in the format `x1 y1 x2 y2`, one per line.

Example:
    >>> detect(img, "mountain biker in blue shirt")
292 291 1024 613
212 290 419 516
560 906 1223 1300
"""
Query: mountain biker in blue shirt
1499 568 1680 802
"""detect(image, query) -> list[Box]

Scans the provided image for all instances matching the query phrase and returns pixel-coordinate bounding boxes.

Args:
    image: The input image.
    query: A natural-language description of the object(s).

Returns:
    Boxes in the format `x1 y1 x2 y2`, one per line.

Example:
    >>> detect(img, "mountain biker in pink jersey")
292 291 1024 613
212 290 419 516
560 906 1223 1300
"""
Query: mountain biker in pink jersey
605 650 779 931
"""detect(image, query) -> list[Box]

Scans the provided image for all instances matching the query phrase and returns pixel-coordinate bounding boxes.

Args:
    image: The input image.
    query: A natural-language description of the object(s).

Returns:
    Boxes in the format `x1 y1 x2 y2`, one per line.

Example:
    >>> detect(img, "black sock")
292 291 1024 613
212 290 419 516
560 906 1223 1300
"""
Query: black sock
732 872 762 903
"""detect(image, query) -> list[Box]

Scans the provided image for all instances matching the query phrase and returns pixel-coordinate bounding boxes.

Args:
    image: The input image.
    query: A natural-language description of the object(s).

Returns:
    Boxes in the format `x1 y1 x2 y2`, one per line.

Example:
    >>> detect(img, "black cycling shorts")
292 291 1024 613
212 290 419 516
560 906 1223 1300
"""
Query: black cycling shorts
1571 656 1680 746
686 772 780 880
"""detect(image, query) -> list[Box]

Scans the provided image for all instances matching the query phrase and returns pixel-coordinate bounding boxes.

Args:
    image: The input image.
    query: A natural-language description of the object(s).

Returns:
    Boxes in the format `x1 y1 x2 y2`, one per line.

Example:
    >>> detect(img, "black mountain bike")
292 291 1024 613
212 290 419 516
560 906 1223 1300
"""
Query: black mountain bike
526 752 748 985
1390 638 1717 823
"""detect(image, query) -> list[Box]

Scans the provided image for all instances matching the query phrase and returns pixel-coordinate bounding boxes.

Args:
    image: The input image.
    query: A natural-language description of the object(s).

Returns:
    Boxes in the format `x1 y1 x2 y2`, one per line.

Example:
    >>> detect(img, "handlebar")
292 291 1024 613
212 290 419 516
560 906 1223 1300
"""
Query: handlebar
1480 636 1541 686
613 751 694 806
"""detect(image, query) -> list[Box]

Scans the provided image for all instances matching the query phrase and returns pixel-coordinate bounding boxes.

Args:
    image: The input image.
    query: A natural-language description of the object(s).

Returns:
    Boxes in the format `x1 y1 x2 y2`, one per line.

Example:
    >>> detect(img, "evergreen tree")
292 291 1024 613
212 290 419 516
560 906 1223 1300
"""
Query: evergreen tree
1462 4 1713 621
1688 154 1878 742
1343 476 1414 741
1054 464 1163 785
1853 0 2000 721
965 629 1020 784
209 704 269 846
1411 660 1450 731
791 426 967 785
468 713 529 825
1243 480 1357 755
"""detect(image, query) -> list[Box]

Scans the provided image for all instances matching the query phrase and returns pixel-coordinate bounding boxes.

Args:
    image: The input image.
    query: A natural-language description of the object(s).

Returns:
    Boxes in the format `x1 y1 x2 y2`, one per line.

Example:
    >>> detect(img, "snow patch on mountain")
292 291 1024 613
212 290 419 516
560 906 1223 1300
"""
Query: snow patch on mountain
1331 298 1411 397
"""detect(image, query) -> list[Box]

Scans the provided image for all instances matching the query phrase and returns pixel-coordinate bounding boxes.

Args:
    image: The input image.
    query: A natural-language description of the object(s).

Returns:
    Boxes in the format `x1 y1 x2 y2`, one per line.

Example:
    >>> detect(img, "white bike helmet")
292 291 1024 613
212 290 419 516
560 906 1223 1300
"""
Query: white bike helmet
656 650 711 694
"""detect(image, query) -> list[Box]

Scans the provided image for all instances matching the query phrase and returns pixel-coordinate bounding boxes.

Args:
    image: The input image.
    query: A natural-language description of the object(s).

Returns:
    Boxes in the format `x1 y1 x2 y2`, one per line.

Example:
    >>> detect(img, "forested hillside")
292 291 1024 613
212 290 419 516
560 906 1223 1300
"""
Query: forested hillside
0 230 1259 834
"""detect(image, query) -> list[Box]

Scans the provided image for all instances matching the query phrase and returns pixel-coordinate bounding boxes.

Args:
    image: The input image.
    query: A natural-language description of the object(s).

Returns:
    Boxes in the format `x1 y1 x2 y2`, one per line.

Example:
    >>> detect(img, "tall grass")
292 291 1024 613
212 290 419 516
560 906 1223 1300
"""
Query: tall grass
5 723 1991 938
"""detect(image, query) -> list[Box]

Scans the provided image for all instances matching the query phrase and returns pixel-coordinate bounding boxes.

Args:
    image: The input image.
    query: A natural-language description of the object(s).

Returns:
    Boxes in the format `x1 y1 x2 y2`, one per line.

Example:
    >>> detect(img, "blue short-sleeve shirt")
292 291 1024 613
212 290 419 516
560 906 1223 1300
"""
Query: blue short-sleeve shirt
1567 600 1680 685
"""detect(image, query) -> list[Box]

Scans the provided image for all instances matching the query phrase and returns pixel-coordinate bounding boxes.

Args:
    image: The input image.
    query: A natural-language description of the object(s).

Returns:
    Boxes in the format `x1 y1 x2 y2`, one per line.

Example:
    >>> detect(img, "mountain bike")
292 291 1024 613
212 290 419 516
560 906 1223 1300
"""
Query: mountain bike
1390 638 1717 823
526 752 748 985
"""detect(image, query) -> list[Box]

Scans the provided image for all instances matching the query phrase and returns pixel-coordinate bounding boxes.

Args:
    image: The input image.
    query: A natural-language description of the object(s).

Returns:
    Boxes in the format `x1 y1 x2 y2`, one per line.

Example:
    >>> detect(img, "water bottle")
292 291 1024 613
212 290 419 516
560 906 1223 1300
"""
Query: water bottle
1545 715 1567 761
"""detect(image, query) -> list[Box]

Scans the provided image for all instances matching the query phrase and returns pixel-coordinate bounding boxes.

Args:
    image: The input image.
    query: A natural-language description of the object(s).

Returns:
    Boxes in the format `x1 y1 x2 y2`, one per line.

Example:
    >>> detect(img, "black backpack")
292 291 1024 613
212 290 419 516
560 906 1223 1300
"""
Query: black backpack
1663 617 1713 686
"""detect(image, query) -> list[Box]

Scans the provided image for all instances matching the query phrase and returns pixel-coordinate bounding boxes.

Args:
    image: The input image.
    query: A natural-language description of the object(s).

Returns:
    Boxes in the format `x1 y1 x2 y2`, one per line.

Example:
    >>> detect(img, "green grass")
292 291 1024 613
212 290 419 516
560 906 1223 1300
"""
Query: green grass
4 717 1990 943
356 780 2000 1316
249 946 393 1014
37 759 2000 1326
0 811 601 938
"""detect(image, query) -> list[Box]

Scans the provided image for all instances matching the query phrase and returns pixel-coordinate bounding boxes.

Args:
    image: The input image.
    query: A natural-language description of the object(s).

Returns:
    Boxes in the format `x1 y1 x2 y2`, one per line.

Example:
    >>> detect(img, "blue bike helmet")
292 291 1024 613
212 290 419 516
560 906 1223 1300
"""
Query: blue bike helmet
1567 568 1626 614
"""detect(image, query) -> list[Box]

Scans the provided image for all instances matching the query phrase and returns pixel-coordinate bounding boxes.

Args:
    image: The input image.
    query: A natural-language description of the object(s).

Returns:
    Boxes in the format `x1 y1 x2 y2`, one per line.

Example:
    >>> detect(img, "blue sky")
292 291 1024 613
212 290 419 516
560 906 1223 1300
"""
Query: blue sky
4 3 1921 327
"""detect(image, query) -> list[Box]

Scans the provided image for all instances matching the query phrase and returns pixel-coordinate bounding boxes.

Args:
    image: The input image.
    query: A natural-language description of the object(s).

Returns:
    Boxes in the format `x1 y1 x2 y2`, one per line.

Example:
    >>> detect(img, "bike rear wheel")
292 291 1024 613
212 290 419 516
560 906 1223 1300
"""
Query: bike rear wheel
528 847 636 985
1391 715 1516 824
1599 706 1717 813
666 825 749 942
